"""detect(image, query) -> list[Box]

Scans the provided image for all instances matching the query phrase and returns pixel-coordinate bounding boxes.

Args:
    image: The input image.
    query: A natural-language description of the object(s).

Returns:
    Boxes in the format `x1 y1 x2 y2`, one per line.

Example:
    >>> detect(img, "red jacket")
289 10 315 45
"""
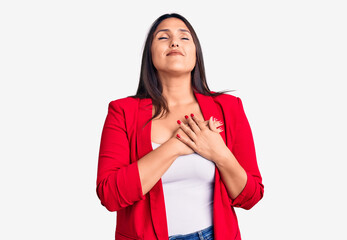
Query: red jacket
96 90 264 240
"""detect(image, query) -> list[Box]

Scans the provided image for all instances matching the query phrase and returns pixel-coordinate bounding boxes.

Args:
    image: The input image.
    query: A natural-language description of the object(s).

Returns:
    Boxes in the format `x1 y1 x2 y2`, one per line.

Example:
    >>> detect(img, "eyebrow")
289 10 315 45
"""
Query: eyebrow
154 28 191 37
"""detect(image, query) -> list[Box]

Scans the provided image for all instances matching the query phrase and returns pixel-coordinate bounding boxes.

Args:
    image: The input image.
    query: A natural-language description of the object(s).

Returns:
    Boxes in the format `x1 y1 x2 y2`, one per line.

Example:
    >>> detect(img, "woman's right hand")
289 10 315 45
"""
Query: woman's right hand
171 118 224 156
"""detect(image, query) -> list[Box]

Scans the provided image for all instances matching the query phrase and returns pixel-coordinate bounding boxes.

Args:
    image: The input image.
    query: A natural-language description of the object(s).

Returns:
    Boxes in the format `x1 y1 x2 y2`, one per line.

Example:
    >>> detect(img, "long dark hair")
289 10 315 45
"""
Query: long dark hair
128 13 234 126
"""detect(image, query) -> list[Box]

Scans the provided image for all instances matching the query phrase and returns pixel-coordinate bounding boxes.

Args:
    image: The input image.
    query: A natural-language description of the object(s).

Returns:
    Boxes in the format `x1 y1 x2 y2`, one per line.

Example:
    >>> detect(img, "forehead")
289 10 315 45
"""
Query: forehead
154 18 190 35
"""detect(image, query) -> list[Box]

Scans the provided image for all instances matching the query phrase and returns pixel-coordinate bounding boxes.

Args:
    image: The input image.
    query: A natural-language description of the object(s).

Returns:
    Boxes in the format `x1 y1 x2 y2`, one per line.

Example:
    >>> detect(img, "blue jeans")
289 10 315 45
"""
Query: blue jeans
168 226 214 240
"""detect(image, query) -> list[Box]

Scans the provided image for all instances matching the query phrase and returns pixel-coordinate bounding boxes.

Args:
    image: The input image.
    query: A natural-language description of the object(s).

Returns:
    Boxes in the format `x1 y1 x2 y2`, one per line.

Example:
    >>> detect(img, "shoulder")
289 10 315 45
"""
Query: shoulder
108 96 140 110
210 91 241 107
209 91 247 121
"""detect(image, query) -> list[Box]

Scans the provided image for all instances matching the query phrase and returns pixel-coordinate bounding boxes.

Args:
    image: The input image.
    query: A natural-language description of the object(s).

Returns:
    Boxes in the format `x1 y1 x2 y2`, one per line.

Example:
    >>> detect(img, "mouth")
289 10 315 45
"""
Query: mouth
167 53 183 56
166 51 184 56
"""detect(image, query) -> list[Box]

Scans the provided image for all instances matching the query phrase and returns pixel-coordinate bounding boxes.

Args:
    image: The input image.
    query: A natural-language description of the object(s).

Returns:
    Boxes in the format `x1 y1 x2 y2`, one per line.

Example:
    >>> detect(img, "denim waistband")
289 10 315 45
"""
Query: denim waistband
168 225 214 240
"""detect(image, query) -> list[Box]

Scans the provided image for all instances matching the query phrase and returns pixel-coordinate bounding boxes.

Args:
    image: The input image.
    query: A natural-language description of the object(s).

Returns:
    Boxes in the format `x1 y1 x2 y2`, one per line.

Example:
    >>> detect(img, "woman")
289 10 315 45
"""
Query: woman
96 13 264 240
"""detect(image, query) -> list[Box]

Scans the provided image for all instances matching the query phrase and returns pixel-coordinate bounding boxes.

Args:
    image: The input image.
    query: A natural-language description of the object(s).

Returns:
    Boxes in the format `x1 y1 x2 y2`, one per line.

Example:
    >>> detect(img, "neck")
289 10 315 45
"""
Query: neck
157 71 196 107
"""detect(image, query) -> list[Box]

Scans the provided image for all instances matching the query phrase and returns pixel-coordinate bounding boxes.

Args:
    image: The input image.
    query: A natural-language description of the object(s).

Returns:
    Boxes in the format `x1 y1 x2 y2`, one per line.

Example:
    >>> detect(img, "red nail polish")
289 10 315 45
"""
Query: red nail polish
176 133 181 138
177 120 181 124
190 113 194 117
185 115 189 119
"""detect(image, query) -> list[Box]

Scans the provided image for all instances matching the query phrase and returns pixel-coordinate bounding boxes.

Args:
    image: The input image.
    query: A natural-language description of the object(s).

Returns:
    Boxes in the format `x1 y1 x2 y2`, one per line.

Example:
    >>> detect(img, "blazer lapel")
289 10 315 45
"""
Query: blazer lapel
136 98 152 160
193 90 226 144
136 97 169 240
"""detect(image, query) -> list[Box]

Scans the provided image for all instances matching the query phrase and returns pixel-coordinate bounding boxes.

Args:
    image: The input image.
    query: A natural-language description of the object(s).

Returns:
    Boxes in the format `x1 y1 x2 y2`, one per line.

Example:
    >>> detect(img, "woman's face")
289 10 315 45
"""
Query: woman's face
151 18 196 76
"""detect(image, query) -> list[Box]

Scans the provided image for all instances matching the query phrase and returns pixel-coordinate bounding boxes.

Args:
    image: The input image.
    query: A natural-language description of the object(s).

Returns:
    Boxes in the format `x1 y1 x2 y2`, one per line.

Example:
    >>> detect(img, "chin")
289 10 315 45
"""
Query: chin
166 64 194 72
165 68 192 75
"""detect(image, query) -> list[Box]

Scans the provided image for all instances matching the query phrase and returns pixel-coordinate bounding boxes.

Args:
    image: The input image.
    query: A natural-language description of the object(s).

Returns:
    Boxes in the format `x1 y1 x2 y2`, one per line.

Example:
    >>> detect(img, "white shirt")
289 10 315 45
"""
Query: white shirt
151 141 215 236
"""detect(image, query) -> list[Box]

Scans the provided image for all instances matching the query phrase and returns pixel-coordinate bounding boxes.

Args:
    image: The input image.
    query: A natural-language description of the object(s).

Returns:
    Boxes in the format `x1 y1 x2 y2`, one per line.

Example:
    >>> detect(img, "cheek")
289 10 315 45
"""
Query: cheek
151 45 165 61
187 46 197 63
151 47 161 66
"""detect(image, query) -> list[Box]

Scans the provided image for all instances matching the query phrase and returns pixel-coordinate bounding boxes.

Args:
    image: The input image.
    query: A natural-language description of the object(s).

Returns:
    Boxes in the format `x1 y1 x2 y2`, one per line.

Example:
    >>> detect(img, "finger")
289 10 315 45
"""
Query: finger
213 118 224 129
212 117 223 126
176 132 197 151
177 119 198 142
204 120 212 127
204 119 222 129
214 122 223 129
208 116 216 131
185 114 201 133
210 117 224 133
189 113 208 130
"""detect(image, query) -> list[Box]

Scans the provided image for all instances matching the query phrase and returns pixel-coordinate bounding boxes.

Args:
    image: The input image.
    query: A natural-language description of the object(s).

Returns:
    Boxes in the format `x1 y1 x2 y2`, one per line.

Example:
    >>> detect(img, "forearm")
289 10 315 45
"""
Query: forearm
214 148 248 200
137 138 181 195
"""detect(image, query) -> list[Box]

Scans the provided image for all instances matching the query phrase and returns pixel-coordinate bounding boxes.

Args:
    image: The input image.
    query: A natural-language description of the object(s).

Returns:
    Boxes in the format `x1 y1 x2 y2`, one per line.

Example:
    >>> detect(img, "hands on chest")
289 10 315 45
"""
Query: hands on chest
173 114 226 161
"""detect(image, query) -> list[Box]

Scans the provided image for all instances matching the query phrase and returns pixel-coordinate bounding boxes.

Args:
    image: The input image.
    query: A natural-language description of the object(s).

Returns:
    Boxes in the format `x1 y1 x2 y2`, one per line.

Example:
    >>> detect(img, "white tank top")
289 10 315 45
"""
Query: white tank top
151 141 215 236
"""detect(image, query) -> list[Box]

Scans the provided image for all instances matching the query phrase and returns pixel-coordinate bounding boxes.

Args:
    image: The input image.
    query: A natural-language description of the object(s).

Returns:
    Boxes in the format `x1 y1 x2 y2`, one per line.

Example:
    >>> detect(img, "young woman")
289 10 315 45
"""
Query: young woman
96 13 264 240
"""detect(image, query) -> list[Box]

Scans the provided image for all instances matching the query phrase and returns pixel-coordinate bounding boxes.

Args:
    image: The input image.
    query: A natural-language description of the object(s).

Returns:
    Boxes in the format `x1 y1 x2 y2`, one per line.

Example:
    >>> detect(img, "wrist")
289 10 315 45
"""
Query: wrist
165 137 182 158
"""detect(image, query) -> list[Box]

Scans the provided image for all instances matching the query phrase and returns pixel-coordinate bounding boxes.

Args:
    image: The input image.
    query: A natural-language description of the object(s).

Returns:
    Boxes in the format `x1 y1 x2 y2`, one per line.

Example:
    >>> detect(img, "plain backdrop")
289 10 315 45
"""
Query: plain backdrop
1 0 346 239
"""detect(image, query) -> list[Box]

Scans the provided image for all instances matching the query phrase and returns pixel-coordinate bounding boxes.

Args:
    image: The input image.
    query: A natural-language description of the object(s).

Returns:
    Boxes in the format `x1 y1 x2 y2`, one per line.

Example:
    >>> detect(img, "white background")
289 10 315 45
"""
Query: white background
1 1 346 239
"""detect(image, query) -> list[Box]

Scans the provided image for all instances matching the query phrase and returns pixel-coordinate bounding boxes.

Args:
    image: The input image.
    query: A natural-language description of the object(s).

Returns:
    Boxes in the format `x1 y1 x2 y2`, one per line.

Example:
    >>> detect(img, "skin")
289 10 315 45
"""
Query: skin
137 17 247 199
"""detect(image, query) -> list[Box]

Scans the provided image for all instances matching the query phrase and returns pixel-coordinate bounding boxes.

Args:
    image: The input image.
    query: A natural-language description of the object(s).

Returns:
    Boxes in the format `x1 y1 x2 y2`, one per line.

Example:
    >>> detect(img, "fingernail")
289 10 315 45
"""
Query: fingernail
185 115 189 119
190 113 194 117
177 120 181 124
176 133 181 138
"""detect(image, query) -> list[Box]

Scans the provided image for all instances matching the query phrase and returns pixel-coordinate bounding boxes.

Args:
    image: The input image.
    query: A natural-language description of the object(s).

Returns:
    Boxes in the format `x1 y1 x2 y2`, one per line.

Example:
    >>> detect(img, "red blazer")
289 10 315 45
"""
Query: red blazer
96 90 264 240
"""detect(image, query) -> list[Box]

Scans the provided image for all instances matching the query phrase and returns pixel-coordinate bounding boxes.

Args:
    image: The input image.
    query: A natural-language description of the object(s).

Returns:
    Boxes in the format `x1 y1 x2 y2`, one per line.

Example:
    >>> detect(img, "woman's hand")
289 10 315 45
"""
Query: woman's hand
172 117 224 156
175 114 229 162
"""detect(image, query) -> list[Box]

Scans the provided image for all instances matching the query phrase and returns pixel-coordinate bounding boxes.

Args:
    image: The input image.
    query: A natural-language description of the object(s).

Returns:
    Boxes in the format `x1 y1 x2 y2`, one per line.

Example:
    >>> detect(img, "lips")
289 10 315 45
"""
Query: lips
167 50 183 56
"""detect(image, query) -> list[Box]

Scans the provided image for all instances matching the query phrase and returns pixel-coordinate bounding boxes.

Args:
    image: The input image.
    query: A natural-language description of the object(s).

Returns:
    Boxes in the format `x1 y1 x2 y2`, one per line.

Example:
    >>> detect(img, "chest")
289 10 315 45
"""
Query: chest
150 103 205 144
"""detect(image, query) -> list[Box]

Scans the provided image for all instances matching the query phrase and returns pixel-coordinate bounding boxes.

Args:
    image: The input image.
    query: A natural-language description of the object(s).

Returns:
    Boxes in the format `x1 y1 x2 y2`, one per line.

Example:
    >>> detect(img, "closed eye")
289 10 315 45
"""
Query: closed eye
158 37 189 40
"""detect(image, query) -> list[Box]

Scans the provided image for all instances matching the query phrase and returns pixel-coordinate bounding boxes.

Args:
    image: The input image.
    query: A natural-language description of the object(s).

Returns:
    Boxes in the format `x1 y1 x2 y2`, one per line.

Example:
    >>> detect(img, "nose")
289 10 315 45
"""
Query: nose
170 37 179 47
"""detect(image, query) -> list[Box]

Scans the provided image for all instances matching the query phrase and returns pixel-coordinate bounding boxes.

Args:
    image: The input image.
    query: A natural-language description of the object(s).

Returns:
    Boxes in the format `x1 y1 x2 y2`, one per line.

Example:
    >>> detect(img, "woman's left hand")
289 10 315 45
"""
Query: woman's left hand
176 113 230 163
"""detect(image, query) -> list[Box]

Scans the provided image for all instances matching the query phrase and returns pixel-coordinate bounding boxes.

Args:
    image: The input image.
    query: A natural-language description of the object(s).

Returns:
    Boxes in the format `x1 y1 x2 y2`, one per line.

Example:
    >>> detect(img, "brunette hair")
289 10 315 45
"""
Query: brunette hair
128 13 233 126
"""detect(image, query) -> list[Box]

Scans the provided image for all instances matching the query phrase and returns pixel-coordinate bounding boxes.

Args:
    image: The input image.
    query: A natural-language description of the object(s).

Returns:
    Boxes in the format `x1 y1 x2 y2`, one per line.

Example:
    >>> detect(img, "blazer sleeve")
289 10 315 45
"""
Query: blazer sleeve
228 97 264 210
96 100 146 212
